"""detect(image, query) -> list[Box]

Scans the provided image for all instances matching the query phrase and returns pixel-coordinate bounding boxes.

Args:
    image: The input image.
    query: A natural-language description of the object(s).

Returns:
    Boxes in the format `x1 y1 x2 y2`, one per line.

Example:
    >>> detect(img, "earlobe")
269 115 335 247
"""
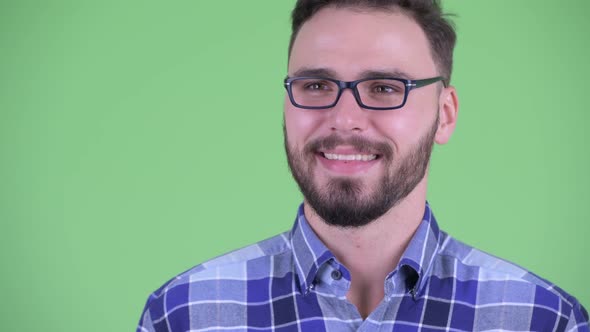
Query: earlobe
434 86 459 145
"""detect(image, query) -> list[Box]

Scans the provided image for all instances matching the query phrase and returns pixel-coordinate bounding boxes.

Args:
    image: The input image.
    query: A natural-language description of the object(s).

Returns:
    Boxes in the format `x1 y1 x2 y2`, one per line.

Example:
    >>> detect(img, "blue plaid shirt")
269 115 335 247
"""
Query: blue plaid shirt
138 203 589 331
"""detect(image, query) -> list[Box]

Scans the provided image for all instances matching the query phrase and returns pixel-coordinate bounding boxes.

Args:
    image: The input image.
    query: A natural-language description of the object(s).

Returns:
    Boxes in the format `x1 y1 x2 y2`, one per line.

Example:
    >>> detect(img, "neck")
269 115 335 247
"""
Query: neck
303 178 428 318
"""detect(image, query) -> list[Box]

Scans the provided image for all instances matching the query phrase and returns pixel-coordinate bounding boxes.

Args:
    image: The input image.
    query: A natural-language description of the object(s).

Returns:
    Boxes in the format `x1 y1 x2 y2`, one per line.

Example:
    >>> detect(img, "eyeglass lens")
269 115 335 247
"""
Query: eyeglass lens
290 78 406 108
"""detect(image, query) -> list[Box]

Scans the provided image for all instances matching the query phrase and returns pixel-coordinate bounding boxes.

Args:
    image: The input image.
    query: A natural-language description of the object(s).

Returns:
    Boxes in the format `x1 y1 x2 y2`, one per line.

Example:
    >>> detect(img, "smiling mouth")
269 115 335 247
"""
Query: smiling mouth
321 152 379 161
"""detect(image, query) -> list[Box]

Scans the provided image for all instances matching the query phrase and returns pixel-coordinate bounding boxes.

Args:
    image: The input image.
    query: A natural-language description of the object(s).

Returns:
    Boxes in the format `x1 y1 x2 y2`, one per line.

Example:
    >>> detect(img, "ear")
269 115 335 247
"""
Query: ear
435 85 459 145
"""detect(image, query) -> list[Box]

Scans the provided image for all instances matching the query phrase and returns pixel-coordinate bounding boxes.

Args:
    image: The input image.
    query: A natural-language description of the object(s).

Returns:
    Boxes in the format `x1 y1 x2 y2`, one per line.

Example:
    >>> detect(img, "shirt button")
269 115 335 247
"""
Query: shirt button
331 269 342 280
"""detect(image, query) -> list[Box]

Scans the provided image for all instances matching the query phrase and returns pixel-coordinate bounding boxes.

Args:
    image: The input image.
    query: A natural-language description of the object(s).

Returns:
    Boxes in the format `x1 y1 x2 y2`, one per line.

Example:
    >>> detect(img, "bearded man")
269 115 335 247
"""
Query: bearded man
138 1 589 331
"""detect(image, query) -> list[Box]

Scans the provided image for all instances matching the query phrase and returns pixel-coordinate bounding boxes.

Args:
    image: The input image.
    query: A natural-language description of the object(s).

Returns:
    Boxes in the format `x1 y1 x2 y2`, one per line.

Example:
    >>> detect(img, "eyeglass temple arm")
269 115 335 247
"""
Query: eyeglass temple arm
408 76 446 89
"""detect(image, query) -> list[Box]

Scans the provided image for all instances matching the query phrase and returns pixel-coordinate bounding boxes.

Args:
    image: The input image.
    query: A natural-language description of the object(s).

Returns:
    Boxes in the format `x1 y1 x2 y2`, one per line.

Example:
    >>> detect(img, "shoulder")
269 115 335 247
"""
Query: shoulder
138 232 293 323
433 231 588 329
437 232 553 286
154 231 291 296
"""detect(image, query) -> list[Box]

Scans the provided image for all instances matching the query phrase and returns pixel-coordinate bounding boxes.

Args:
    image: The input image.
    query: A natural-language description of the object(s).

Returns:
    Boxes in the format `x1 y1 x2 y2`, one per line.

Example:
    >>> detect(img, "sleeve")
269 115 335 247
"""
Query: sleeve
565 299 589 332
136 295 157 332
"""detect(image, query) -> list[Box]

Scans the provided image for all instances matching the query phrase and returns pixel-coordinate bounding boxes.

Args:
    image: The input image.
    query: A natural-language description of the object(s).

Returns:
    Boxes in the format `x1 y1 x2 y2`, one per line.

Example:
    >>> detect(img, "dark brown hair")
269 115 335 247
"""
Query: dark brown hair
289 0 457 85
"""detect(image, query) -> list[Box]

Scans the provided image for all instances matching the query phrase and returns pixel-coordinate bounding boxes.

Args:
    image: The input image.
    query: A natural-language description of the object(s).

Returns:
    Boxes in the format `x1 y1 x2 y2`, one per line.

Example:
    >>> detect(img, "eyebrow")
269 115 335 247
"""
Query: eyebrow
290 67 339 78
358 69 414 80
289 67 415 80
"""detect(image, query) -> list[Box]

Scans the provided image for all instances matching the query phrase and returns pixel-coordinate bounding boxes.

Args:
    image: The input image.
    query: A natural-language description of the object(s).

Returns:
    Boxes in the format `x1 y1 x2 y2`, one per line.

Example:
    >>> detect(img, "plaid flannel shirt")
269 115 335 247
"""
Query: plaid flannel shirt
138 203 589 331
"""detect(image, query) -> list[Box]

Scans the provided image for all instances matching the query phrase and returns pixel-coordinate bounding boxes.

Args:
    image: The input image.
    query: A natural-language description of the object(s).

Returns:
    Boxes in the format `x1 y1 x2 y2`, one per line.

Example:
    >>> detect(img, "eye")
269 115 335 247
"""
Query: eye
373 85 396 93
304 81 331 91
372 84 401 94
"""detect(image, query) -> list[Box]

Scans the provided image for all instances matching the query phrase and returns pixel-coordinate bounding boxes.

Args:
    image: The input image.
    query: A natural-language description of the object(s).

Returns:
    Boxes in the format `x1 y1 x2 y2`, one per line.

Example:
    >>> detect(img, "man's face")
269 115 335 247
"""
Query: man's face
284 7 444 227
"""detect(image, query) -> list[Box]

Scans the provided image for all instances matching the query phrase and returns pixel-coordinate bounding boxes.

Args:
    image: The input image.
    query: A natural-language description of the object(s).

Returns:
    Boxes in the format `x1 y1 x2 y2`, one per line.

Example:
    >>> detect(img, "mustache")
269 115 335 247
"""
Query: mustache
304 134 394 159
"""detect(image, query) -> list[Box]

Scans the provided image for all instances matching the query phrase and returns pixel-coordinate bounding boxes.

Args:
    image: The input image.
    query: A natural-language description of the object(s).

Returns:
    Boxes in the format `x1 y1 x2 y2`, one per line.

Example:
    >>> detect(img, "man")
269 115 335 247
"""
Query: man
138 0 589 331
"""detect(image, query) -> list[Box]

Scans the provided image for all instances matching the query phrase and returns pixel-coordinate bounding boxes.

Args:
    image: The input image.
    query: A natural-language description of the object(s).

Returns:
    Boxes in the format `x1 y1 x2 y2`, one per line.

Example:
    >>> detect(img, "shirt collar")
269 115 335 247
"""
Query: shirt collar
393 201 442 297
289 202 442 297
290 204 335 295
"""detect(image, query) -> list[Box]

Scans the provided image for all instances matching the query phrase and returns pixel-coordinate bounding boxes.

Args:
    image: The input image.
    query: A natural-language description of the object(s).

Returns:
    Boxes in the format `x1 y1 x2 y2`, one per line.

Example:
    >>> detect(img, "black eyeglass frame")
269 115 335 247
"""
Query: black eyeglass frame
284 76 445 111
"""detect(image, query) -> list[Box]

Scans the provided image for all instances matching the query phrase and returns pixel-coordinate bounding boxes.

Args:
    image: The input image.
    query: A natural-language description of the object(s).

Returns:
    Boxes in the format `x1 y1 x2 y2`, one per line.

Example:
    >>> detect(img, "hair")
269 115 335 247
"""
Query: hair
289 0 457 85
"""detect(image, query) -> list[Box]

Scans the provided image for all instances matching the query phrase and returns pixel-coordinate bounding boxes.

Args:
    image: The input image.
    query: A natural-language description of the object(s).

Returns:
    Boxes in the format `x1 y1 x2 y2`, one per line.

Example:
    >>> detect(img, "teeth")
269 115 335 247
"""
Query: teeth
324 153 377 161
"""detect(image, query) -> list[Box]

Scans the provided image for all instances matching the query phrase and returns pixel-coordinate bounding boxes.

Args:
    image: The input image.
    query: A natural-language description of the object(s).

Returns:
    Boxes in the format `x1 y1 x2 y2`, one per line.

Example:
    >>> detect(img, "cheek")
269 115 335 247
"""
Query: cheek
370 105 438 161
371 112 423 147
284 102 325 145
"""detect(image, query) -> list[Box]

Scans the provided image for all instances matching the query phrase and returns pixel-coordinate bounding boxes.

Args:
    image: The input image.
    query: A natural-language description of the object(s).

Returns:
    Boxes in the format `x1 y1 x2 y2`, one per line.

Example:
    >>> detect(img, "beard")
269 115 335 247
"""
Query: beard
284 115 438 228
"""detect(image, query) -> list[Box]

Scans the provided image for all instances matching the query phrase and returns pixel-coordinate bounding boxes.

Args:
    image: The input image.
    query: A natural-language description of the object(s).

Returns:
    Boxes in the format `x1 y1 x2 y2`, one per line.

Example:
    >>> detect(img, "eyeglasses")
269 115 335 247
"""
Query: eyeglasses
284 76 445 111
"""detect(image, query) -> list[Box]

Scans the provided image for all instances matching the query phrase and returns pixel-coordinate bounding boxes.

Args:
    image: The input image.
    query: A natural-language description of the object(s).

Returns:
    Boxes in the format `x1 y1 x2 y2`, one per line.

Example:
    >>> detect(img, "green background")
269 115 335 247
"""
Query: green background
1 1 588 330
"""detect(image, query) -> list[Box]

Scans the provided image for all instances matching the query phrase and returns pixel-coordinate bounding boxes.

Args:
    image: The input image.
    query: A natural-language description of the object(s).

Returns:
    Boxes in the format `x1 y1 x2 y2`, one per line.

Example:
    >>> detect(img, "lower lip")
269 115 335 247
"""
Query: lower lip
316 153 380 175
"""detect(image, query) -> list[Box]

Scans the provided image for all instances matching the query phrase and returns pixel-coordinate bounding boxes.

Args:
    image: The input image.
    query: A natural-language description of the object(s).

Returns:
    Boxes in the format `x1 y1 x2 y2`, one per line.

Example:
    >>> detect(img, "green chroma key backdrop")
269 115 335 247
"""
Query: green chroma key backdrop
1 1 589 330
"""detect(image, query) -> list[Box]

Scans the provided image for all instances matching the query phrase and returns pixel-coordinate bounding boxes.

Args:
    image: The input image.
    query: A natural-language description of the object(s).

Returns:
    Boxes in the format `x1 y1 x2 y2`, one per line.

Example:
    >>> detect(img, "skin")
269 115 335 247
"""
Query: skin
284 7 459 318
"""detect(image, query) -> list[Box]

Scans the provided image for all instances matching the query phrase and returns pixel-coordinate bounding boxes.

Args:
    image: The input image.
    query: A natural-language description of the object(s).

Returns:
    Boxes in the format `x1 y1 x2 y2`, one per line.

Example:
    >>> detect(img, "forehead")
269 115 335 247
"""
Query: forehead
288 7 437 79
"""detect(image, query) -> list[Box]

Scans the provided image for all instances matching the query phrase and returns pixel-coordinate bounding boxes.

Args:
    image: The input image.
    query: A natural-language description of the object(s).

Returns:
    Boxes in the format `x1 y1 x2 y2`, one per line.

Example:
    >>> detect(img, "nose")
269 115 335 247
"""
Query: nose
329 88 369 132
